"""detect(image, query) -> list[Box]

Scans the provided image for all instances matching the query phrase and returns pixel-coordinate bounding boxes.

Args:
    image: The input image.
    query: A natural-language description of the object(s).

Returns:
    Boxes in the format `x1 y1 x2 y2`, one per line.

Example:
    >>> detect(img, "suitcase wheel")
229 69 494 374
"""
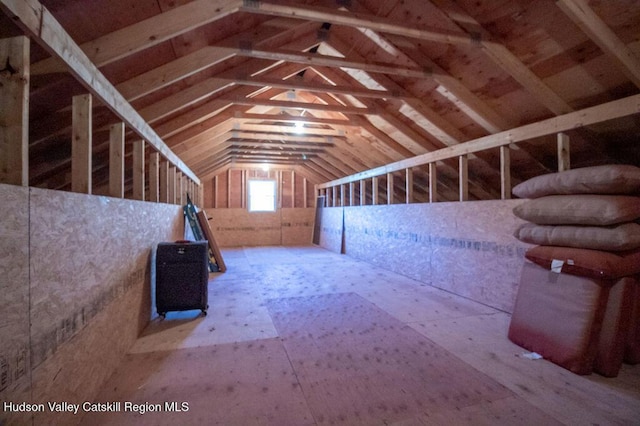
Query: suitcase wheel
159 312 166 319
201 309 207 316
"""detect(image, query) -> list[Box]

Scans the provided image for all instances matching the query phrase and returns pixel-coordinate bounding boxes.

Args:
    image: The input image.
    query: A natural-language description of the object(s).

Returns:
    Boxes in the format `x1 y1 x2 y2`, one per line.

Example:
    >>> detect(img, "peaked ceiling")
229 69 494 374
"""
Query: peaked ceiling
2 0 640 200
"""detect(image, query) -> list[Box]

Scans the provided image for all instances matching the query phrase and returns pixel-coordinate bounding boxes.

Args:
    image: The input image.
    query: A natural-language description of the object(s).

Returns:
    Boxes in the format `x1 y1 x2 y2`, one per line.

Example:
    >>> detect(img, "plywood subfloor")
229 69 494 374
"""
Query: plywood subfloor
81 246 640 426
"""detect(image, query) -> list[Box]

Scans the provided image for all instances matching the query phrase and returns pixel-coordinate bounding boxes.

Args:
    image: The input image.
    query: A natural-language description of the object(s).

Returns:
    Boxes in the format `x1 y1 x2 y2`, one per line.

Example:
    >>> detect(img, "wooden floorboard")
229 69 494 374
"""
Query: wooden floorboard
81 246 640 425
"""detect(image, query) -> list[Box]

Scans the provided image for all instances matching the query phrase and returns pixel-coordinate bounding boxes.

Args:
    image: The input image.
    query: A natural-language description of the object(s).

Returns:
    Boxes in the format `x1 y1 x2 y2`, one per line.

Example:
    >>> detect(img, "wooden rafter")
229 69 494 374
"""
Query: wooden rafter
31 0 243 74
0 0 199 183
557 0 640 88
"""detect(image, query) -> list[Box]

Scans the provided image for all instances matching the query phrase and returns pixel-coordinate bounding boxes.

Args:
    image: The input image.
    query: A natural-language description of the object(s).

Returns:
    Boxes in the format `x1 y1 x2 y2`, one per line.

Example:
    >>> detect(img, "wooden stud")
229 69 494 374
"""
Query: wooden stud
3 0 200 183
149 152 160 202
372 176 379 205
360 179 366 206
303 178 308 208
349 182 355 207
332 186 337 207
108 122 124 198
291 171 296 208
459 155 468 202
316 94 640 191
214 174 219 208
132 140 145 201
277 170 283 209
387 172 394 205
241 170 247 209
72 93 92 194
557 132 570 172
500 145 511 200
0 36 29 186
429 162 437 203
176 172 183 205
159 160 169 203
340 184 346 207
405 168 413 204
168 166 176 204
227 169 232 208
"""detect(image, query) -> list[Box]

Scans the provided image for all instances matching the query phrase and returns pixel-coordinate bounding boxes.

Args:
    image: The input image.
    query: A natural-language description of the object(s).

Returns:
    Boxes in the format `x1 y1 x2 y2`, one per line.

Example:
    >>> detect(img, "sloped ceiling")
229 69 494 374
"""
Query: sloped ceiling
2 0 640 200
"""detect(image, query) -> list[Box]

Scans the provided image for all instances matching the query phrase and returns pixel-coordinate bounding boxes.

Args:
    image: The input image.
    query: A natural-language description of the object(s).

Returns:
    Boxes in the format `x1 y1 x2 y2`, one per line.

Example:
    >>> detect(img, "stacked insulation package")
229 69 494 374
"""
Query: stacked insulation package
508 165 640 376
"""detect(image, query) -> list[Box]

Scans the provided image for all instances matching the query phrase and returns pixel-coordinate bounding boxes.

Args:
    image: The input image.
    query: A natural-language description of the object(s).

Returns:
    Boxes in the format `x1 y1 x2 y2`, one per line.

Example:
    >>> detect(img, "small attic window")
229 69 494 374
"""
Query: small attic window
248 180 276 212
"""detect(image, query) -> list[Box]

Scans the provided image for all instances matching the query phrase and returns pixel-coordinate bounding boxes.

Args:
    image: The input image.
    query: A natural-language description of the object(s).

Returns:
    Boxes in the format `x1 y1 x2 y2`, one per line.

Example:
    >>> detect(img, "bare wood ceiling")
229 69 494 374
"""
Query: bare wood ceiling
2 0 639 200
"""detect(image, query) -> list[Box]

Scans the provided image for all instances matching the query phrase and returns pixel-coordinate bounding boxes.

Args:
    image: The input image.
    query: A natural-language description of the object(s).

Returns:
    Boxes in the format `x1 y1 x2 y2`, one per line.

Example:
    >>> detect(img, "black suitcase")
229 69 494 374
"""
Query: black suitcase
156 241 209 318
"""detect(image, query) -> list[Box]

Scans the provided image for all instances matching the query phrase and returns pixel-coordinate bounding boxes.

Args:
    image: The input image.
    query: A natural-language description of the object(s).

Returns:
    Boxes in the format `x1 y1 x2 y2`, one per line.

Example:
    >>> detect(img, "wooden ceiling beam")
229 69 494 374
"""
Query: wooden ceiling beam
231 112 357 127
232 45 435 79
118 20 319 102
0 0 199 183
313 43 461 150
228 132 339 145
228 140 333 150
428 0 574 115
31 0 243 74
233 123 345 137
223 75 411 101
556 0 640 88
226 97 370 115
238 1 474 46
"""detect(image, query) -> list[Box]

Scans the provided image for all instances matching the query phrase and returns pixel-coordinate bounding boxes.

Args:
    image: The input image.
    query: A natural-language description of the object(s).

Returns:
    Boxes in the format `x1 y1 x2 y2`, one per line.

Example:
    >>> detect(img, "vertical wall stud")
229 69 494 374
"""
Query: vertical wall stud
360 179 365 206
132 139 145 200
214 175 219 208
405 168 413 204
303 178 308 208
177 172 184 205
72 93 92 194
149 152 160 202
557 132 570 172
291 171 296 208
168 166 176 204
500 145 511 200
459 155 468 202
387 172 394 205
429 162 437 203
349 182 355 206
159 160 169 203
108 122 124 198
241 170 247 208
372 176 379 205
0 36 29 186
227 169 232 208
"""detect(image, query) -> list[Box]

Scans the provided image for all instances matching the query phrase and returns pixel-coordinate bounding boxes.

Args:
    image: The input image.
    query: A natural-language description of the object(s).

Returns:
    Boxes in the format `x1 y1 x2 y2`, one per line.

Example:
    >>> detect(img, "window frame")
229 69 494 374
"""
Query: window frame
247 178 277 212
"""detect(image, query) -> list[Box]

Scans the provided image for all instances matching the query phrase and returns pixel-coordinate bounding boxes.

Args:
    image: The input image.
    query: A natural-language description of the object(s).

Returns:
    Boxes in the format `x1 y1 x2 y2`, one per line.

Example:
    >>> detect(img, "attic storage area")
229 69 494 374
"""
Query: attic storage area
1 0 640 425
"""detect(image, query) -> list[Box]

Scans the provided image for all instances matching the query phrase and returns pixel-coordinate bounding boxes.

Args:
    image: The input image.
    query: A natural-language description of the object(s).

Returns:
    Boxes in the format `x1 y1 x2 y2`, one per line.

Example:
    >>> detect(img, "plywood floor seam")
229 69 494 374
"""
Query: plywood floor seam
81 246 640 426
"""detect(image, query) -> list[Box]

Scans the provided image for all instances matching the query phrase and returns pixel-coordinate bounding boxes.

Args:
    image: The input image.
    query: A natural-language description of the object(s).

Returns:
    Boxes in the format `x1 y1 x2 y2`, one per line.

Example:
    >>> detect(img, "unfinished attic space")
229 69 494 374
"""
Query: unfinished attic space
2 0 640 424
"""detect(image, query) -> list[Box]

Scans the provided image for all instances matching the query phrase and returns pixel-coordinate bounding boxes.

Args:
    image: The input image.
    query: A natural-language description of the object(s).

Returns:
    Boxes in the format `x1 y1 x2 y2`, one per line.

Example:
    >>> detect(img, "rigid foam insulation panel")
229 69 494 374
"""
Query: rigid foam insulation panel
323 200 530 312
204 208 314 247
508 262 610 375
0 185 183 426
0 184 31 425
